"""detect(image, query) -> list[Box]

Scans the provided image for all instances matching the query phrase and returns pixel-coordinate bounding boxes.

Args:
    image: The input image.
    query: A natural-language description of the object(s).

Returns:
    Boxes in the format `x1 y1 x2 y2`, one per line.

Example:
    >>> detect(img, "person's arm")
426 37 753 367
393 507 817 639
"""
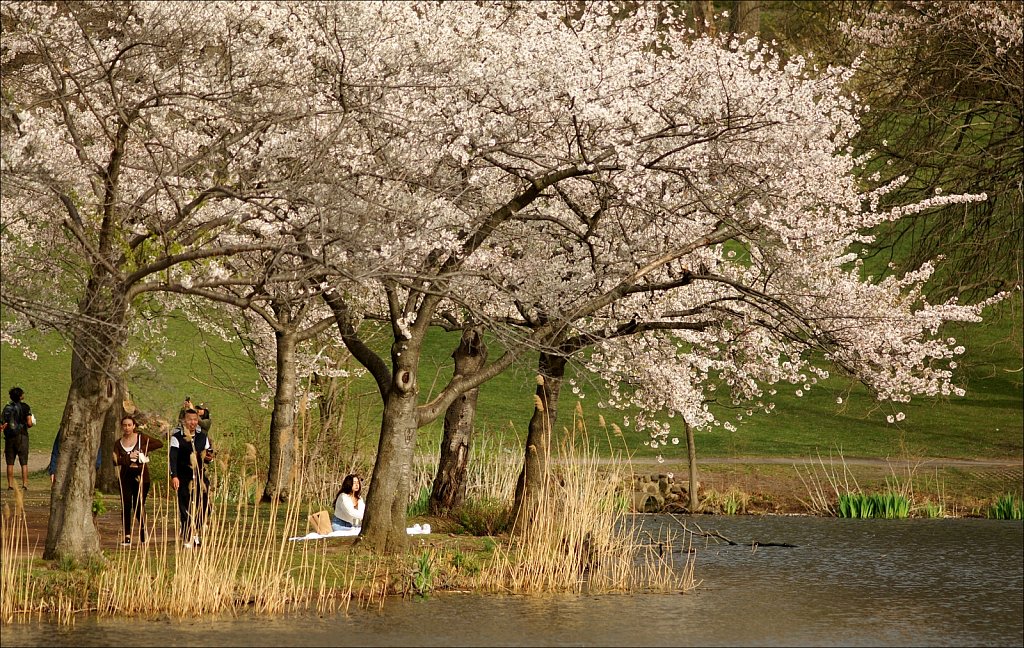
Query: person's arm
168 435 180 489
340 494 364 522
49 433 60 482
24 404 33 428
141 433 163 453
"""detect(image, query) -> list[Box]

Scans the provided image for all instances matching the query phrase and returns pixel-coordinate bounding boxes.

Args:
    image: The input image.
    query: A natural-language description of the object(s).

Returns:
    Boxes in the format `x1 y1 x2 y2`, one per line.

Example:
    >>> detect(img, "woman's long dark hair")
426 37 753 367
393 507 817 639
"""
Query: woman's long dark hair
336 474 361 504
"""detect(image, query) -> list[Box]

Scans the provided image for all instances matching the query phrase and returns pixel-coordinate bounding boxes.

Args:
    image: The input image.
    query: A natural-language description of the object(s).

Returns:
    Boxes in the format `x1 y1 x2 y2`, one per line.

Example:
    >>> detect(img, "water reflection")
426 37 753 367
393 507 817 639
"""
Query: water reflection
2 516 1021 647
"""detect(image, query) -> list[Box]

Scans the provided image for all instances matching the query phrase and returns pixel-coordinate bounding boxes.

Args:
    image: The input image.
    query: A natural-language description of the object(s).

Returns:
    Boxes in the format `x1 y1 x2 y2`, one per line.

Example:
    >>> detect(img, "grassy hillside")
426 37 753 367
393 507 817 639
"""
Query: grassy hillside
1 296 1020 468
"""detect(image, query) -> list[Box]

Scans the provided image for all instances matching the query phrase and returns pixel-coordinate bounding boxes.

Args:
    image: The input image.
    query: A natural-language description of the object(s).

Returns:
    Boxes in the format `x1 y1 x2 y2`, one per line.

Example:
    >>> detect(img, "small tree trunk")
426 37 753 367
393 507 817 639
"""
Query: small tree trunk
690 0 717 36
429 327 487 515
96 377 129 494
263 329 299 503
510 352 566 534
685 419 700 512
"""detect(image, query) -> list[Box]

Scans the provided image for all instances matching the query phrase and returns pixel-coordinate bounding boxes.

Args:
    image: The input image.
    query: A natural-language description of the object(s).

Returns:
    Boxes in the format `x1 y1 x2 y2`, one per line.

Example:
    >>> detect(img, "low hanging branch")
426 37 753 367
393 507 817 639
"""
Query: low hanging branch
670 515 798 549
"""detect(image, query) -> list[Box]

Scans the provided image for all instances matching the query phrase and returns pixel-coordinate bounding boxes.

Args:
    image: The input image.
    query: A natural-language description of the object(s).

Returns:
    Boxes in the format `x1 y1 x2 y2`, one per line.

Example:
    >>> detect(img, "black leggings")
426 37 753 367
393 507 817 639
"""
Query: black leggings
176 477 210 541
120 477 150 542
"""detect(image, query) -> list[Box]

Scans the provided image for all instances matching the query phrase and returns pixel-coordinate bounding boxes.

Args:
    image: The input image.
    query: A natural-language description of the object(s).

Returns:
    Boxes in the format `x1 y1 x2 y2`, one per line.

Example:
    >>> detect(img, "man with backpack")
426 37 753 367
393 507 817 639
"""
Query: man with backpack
1 386 35 490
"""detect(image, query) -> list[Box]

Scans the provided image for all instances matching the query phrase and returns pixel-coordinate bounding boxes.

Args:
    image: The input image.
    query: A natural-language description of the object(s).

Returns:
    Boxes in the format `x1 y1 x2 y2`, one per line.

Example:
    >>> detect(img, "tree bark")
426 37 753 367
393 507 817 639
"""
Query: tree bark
510 352 567 534
262 329 299 503
359 355 419 553
729 0 760 36
685 419 700 512
44 278 125 560
429 327 487 516
690 0 717 36
96 377 129 494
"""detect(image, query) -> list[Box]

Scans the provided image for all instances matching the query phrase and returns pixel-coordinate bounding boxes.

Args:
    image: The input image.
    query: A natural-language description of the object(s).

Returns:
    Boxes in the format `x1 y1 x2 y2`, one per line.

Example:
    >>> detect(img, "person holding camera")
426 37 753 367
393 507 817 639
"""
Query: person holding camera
111 415 163 546
2 387 34 490
178 396 212 434
169 408 214 548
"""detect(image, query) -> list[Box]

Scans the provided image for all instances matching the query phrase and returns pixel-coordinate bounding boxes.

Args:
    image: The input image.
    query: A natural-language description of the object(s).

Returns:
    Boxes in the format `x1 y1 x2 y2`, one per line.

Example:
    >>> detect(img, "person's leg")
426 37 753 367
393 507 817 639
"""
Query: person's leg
122 481 138 543
17 435 29 488
5 439 16 489
177 479 193 542
138 481 151 543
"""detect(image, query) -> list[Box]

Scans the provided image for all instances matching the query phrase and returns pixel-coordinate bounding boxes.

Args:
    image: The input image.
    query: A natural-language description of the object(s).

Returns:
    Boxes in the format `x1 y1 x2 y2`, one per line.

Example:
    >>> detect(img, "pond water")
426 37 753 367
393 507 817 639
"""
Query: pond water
2 515 1021 647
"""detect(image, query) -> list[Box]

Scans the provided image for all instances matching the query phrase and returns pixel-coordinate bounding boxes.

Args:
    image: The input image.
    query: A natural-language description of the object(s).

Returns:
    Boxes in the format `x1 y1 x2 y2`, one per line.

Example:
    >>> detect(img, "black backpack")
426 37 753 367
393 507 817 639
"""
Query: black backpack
2 402 25 438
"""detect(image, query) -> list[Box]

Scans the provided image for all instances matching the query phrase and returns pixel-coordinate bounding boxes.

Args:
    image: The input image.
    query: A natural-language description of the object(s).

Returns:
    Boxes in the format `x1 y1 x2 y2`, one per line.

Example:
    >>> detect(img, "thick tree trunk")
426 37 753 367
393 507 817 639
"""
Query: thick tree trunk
45 282 125 560
360 358 419 553
509 352 566 534
429 327 487 516
685 419 700 512
262 330 299 503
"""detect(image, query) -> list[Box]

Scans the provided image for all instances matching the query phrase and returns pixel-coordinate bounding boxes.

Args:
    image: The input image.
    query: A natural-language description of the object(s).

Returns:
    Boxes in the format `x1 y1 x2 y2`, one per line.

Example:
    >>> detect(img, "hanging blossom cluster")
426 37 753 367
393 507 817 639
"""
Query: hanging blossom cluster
844 1 1023 57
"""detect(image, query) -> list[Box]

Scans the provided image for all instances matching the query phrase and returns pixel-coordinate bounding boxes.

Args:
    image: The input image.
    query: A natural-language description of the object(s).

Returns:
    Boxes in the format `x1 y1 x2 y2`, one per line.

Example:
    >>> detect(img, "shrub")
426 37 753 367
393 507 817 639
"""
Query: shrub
456 497 511 536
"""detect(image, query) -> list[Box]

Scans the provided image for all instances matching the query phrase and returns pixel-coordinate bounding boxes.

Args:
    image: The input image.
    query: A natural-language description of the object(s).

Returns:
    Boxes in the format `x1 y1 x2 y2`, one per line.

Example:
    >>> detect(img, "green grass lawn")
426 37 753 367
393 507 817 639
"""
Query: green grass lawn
1 295 1020 468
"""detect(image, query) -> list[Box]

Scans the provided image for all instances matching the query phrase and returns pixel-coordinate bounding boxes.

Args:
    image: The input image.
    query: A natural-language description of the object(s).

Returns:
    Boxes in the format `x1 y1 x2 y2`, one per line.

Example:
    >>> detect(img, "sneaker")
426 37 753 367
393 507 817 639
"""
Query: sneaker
181 539 194 549
192 536 201 547
121 536 131 547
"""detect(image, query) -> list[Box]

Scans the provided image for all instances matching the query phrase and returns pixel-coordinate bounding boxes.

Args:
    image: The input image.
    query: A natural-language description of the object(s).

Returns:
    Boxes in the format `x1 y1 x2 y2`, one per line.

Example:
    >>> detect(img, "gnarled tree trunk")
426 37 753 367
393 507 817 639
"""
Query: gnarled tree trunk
360 355 419 553
509 352 567 534
45 279 126 560
429 327 487 516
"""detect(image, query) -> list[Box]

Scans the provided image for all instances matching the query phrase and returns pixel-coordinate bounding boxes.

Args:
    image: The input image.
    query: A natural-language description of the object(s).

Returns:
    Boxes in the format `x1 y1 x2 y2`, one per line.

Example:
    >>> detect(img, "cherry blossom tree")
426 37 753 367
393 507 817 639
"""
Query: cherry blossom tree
308 3 1009 545
770 0 1023 301
0 1 333 559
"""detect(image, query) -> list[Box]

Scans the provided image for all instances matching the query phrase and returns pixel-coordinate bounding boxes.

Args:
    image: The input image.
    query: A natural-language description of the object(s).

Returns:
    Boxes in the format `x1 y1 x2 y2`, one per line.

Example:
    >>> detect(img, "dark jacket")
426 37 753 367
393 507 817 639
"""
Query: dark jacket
168 427 213 482
112 433 164 487
48 432 102 475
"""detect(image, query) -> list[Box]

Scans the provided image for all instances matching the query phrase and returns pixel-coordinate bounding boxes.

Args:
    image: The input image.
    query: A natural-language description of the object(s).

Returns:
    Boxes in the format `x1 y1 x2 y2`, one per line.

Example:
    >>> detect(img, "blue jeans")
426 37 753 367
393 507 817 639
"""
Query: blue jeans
331 515 353 532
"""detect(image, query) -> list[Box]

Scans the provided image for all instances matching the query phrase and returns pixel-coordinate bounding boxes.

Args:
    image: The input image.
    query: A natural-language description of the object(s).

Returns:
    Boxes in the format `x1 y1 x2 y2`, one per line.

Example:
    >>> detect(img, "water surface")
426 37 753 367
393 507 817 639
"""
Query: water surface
2 516 1021 647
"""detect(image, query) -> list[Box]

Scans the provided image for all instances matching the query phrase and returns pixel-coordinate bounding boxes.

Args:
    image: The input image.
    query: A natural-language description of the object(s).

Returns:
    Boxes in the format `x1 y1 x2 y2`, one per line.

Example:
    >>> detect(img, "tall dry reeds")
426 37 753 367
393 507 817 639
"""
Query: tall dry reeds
476 402 696 594
95 465 345 618
1 487 38 623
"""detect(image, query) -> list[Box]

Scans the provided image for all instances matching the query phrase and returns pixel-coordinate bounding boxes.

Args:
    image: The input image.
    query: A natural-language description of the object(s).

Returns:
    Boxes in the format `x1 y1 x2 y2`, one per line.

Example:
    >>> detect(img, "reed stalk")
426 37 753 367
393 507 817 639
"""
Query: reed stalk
475 405 696 594
1 488 38 623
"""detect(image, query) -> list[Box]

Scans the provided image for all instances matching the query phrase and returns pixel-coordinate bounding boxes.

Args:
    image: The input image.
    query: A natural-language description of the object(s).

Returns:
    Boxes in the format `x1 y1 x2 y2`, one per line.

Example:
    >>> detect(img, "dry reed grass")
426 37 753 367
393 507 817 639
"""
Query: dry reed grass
94 465 346 619
2 392 699 624
1 487 39 623
475 403 696 594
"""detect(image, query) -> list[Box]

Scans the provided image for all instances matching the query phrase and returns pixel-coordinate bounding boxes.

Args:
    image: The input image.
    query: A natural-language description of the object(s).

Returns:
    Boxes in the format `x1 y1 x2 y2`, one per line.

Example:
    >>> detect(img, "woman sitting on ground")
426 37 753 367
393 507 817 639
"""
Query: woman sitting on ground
331 473 364 531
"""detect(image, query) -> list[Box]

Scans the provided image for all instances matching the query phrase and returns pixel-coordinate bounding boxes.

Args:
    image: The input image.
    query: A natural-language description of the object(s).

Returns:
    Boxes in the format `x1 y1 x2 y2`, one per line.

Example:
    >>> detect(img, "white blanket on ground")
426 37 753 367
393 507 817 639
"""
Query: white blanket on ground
289 523 431 542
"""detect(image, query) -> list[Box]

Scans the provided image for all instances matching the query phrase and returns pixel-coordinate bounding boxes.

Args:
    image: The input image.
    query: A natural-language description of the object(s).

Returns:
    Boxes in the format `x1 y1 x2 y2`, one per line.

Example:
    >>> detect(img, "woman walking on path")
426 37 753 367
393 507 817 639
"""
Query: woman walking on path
112 415 163 546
